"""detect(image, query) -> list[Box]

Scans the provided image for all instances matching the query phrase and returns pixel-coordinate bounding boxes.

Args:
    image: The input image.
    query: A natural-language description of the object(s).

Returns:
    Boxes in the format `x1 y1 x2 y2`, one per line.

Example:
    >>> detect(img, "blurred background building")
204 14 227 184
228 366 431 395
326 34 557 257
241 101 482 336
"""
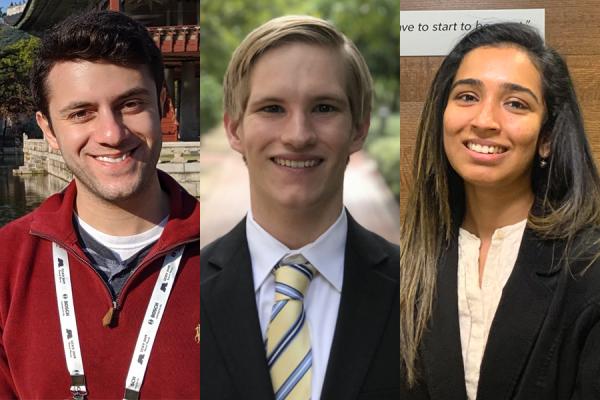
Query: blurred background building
5 0 199 142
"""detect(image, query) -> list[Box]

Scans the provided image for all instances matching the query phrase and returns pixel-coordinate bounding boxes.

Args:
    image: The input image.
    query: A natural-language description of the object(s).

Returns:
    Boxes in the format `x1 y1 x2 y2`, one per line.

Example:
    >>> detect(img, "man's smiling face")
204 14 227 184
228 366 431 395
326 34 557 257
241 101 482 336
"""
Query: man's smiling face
225 43 368 214
36 60 163 204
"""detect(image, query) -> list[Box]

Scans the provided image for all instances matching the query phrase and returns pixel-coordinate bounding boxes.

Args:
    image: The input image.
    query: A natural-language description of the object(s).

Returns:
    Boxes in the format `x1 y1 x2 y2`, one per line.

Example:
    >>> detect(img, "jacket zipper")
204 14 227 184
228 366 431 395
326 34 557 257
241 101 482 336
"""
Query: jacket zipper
34 232 197 326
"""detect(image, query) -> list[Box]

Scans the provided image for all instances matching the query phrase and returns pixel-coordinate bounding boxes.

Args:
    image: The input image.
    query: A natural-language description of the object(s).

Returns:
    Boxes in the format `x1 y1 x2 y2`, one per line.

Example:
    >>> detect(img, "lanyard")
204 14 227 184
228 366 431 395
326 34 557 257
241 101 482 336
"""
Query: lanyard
52 242 184 400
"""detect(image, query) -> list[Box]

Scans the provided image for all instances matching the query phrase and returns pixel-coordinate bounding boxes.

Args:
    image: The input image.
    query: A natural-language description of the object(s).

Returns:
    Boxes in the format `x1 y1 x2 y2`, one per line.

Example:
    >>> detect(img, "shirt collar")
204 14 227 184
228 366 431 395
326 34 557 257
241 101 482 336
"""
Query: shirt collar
246 209 347 294
459 218 527 242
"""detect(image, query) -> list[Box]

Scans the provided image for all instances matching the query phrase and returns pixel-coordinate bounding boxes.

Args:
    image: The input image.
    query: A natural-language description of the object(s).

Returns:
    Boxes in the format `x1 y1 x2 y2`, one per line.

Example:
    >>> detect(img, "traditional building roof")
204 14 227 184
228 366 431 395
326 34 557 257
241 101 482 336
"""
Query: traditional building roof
11 0 199 33
9 0 94 34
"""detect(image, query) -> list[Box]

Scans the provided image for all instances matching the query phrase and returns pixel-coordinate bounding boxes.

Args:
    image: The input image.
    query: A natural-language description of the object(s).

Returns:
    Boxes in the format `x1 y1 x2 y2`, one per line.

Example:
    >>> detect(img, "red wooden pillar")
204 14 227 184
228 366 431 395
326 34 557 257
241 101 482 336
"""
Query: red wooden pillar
109 0 121 11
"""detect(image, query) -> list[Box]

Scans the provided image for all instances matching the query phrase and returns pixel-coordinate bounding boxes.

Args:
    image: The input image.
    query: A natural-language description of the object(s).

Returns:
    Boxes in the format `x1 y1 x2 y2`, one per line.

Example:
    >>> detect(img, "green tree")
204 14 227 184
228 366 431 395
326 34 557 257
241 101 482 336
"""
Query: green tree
317 0 399 107
0 36 40 136
200 0 318 80
0 24 29 48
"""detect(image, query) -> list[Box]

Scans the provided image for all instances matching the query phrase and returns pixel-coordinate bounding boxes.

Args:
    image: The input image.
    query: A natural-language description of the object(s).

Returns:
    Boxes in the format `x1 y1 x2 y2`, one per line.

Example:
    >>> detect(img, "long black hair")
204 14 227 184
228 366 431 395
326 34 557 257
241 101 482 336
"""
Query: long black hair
401 22 600 385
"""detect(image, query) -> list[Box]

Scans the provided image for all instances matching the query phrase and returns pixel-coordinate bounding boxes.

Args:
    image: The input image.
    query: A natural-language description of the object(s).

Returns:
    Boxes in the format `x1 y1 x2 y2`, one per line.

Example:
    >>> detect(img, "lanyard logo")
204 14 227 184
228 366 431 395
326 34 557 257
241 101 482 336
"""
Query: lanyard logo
53 243 185 398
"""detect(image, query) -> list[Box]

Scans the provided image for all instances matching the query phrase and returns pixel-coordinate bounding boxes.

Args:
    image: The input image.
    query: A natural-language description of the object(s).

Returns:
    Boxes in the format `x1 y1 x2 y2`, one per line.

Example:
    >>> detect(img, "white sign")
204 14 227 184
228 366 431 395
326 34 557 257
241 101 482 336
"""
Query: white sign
400 9 545 56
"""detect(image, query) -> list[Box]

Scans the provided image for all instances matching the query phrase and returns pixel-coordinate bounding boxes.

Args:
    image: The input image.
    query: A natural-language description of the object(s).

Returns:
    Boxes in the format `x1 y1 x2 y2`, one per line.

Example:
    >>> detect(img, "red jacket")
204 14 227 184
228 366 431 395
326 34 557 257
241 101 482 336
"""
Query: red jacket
0 171 199 399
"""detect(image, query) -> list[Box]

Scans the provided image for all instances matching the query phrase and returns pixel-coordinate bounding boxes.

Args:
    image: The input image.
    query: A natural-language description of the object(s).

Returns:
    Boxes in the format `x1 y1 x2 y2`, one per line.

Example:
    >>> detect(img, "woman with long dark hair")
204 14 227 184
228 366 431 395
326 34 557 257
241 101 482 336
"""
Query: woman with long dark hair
401 23 600 399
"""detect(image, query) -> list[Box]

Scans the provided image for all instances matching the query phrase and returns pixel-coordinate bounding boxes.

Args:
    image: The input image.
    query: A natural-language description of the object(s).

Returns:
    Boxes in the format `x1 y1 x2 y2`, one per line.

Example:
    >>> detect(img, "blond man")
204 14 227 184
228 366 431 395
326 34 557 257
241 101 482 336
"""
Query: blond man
201 15 399 399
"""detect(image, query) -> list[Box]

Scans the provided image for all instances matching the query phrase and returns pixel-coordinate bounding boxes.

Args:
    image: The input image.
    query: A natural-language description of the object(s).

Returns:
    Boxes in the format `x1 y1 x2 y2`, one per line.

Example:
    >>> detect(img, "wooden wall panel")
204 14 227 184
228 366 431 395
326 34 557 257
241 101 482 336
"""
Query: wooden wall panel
400 1 600 212
580 103 600 155
399 102 422 211
566 56 600 102
399 57 443 102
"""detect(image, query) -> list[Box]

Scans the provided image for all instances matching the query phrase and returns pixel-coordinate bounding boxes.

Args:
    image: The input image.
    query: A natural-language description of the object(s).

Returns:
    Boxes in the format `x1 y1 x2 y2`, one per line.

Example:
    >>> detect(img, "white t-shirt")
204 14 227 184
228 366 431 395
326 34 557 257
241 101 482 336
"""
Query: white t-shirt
76 215 168 262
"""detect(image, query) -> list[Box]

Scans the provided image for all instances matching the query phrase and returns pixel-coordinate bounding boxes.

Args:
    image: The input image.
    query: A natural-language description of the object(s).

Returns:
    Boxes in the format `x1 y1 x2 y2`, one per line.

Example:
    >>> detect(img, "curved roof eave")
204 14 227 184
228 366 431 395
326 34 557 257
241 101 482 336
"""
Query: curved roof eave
13 0 97 35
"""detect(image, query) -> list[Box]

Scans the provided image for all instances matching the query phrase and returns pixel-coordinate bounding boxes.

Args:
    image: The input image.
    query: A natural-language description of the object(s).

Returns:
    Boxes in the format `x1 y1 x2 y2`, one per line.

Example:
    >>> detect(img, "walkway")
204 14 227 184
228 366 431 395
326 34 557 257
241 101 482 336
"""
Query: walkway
200 126 400 248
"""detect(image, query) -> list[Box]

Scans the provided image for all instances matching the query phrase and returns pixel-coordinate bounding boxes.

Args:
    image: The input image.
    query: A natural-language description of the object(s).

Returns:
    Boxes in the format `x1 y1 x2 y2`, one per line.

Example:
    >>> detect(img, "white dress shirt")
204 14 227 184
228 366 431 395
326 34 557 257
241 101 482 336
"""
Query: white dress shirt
246 208 347 400
458 219 527 400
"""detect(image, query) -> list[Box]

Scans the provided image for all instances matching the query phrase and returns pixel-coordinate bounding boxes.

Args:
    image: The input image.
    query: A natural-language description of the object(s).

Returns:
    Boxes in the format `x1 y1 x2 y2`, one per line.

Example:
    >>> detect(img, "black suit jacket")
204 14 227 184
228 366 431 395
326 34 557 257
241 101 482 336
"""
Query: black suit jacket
402 228 600 400
201 214 399 399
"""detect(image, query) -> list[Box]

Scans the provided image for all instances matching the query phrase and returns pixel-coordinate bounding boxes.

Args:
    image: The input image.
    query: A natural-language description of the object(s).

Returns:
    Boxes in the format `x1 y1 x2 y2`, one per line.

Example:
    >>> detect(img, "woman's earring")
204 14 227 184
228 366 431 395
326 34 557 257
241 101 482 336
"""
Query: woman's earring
540 158 548 168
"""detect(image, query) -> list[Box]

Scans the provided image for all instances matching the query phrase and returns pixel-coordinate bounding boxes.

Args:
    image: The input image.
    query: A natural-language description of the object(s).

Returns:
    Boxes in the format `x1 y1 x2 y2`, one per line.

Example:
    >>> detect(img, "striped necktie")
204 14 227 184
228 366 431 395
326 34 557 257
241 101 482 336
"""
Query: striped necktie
266 254 315 400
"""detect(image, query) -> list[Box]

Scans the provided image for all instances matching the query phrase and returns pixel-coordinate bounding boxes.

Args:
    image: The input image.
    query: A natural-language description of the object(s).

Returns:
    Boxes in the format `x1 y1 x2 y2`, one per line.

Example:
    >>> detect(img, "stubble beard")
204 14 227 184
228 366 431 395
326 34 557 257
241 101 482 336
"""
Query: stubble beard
68 160 157 205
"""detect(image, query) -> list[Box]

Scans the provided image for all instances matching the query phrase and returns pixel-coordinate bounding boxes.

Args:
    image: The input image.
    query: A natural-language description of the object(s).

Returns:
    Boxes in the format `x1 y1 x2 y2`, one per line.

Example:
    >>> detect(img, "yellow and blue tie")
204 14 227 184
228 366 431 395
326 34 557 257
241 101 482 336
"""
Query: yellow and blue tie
266 254 315 400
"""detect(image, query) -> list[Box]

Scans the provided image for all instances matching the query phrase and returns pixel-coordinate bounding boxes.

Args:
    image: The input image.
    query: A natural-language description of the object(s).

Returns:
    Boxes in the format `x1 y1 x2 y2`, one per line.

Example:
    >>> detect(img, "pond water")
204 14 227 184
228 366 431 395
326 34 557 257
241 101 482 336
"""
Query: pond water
0 155 68 227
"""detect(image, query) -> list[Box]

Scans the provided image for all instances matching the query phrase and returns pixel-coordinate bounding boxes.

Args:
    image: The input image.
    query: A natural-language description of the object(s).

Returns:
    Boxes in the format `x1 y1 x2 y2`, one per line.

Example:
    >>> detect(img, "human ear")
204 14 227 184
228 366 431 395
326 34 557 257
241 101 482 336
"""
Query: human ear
224 113 244 155
538 139 551 159
36 111 59 150
349 115 370 154
159 86 167 117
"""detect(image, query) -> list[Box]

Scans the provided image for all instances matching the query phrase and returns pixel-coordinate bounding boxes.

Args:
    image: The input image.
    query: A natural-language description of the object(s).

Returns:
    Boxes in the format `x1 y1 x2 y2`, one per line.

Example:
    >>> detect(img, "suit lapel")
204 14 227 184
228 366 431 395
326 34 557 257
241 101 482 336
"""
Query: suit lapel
422 234 468 400
477 229 560 399
321 215 398 399
200 220 275 400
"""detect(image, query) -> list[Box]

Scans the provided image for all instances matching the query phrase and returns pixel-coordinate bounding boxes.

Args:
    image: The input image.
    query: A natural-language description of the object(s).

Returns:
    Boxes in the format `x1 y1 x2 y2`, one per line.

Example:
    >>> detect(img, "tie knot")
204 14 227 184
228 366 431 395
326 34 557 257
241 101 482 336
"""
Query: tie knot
274 254 316 300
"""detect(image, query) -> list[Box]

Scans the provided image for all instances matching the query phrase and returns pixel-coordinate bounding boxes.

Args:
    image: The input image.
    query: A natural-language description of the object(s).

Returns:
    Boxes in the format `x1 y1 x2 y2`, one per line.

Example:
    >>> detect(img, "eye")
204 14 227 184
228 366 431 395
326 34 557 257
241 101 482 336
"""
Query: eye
314 104 337 113
260 105 284 113
121 99 144 112
69 109 93 122
505 100 529 111
455 93 478 103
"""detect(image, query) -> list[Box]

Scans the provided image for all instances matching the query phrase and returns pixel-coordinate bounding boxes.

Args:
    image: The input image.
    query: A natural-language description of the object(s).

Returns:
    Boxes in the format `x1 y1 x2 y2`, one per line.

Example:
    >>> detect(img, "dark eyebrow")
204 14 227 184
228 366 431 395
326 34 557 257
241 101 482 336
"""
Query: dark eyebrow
450 78 482 92
501 82 541 105
57 87 153 116
114 87 153 104
450 78 541 105
58 101 94 116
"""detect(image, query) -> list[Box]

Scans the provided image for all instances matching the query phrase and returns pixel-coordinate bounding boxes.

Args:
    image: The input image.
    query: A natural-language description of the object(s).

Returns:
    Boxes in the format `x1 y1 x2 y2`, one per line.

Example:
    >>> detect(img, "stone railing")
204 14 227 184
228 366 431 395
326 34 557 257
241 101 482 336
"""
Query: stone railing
13 135 200 197
157 141 200 196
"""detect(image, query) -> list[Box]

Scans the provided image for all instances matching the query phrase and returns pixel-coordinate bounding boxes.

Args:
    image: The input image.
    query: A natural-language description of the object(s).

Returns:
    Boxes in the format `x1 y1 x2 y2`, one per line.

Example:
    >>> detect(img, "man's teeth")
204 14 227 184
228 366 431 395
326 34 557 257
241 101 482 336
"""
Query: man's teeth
467 142 506 154
96 153 128 163
273 158 319 168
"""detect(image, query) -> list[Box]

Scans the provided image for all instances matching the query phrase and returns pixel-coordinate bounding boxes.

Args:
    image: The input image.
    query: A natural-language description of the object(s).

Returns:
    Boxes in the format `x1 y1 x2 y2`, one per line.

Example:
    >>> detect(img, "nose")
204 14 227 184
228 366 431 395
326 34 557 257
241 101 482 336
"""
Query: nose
471 99 500 133
95 109 127 146
280 111 317 149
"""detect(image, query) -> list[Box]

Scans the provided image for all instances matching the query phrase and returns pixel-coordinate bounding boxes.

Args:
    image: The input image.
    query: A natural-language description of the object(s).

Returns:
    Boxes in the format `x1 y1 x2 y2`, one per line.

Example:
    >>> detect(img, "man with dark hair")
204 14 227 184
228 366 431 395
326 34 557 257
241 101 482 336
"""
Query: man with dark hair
0 10 199 398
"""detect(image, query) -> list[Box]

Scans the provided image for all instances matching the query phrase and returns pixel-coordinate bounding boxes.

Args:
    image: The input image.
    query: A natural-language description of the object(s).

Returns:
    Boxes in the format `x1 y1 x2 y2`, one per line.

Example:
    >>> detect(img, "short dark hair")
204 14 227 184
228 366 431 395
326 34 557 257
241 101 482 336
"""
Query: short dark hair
30 10 164 119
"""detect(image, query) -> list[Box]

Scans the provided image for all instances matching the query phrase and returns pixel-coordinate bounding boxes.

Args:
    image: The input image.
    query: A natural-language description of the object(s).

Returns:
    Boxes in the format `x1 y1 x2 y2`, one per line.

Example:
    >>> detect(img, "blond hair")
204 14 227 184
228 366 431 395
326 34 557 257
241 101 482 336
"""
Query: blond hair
223 15 373 126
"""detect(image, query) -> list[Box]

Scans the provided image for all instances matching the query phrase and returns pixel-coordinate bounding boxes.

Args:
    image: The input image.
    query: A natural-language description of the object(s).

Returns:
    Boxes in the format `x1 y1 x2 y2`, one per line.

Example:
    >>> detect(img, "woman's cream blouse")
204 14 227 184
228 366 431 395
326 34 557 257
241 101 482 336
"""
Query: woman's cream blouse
457 219 527 400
